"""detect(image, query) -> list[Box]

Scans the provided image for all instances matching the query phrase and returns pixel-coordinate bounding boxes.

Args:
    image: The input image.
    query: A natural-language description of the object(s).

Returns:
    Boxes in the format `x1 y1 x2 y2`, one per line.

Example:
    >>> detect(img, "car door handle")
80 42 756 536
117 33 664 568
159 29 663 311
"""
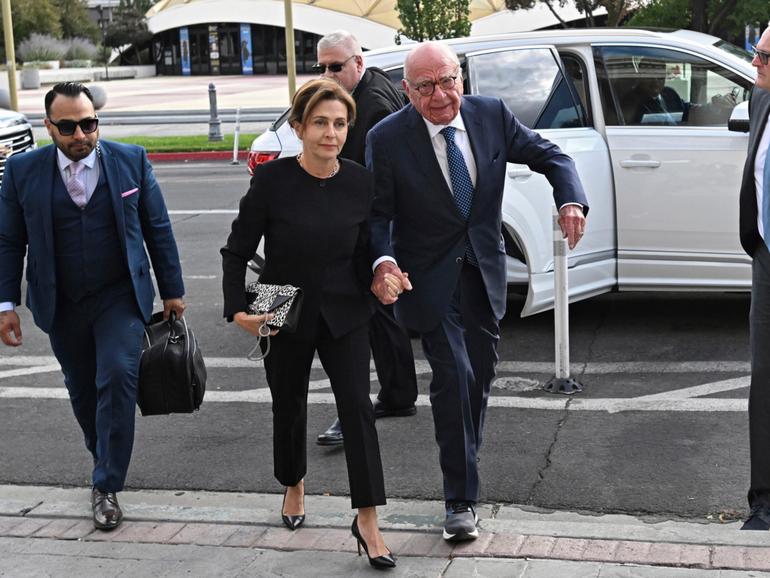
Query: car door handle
619 159 661 169
507 167 533 179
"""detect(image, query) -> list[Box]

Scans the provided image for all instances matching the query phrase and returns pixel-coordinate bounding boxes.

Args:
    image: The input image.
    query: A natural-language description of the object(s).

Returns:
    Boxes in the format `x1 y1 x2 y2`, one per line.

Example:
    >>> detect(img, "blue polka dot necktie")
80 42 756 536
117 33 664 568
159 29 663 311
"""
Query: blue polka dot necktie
440 126 478 265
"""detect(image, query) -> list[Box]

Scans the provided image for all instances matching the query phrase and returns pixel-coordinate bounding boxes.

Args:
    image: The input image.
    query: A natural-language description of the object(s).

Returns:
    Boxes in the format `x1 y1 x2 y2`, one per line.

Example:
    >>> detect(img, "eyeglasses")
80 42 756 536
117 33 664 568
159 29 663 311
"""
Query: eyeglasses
312 55 356 74
408 73 460 97
48 117 99 136
753 45 770 66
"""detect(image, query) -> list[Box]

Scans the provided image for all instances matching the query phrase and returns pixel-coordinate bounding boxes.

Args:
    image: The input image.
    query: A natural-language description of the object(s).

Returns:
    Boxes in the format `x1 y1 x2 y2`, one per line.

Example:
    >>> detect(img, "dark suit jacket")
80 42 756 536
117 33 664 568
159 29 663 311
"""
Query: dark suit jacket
739 87 770 256
341 67 405 165
0 141 184 333
221 157 374 340
366 96 589 333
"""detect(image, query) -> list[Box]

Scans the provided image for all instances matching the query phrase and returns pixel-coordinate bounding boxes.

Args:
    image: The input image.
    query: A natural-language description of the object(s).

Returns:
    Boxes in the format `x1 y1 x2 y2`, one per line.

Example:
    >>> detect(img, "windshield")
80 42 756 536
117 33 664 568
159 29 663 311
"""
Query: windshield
715 40 752 63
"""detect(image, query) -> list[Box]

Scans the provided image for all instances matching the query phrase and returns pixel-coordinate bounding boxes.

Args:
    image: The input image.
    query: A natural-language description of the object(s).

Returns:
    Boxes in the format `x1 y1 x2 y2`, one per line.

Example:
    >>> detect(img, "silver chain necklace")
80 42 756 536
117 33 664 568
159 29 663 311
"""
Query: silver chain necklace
297 153 339 178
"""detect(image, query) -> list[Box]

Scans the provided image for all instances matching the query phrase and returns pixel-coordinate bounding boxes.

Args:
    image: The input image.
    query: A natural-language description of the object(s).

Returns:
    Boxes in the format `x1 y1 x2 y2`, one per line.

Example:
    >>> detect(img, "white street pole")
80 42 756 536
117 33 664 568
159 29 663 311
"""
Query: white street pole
544 205 583 394
231 107 241 165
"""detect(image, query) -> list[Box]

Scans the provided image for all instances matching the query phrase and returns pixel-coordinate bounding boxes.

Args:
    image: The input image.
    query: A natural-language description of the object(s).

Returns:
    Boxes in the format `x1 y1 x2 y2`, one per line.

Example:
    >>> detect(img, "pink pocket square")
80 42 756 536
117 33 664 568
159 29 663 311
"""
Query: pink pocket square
121 188 138 198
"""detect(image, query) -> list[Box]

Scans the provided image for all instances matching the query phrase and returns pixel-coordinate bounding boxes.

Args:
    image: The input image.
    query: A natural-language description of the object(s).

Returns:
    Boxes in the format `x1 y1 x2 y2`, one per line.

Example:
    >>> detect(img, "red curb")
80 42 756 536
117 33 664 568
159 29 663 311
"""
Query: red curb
147 151 248 163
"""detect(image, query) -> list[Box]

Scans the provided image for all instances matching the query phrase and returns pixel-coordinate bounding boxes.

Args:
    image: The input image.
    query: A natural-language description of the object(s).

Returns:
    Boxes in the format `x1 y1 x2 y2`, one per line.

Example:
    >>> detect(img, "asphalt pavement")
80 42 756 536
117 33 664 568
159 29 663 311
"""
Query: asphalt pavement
3 76 770 576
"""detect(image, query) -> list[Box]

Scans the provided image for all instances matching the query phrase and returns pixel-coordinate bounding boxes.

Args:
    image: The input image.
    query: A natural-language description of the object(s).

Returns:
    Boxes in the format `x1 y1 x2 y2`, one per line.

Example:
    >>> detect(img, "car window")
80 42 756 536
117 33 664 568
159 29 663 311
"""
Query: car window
594 45 752 127
466 48 584 130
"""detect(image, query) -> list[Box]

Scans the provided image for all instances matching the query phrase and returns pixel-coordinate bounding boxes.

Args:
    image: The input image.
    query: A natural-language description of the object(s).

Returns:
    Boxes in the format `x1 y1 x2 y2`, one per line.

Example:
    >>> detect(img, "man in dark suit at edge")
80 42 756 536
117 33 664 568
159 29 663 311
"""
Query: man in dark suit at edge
0 82 186 531
738 26 770 531
366 42 588 541
313 30 419 446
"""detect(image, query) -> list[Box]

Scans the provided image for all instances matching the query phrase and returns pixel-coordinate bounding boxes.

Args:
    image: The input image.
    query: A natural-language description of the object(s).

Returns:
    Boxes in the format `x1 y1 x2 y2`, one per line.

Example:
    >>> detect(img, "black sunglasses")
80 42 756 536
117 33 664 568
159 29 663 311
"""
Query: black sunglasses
753 45 770 66
48 117 99 136
311 54 356 74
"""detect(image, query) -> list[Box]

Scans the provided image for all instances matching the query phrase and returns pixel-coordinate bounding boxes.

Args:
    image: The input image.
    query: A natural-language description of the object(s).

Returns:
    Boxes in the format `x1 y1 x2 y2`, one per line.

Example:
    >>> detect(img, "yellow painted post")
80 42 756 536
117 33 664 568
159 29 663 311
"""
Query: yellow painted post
1 0 18 111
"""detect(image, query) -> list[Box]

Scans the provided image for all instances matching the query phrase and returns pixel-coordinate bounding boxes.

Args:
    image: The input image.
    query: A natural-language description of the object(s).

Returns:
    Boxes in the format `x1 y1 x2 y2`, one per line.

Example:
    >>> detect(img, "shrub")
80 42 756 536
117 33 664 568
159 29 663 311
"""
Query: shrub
17 33 66 63
64 37 98 61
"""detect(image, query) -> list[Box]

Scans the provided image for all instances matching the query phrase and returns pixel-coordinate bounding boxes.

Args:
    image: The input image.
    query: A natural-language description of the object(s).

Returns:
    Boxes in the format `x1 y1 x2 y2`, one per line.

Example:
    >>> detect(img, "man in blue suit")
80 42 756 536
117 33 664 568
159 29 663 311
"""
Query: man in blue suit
0 83 185 531
366 43 588 541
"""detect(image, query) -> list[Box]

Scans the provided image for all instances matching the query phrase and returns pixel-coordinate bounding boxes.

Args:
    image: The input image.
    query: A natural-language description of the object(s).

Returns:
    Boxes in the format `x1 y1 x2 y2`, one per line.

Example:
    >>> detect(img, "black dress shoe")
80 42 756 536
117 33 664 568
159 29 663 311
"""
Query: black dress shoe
742 504 770 530
92 488 123 531
281 486 305 530
373 400 417 419
317 417 344 446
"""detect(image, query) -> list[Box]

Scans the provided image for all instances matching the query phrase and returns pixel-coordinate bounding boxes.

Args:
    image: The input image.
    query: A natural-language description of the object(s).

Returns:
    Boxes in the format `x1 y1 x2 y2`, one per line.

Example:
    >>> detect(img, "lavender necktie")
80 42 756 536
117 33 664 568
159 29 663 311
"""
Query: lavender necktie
67 161 87 208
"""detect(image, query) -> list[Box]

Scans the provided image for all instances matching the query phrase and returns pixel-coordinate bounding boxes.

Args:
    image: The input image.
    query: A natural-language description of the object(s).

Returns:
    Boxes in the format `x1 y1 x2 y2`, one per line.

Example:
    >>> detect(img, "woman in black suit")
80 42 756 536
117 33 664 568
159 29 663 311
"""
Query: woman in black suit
221 79 395 569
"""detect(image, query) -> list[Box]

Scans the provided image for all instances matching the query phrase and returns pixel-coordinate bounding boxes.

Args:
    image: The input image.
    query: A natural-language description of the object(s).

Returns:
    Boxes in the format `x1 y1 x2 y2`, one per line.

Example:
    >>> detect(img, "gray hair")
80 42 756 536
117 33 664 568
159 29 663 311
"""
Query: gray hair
317 30 362 55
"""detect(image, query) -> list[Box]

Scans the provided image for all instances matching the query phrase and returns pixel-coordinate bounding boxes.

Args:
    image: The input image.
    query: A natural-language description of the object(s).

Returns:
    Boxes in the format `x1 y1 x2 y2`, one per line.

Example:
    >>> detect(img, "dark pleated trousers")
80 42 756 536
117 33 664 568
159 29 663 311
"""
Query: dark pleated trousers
749 242 770 506
420 264 500 503
263 318 386 508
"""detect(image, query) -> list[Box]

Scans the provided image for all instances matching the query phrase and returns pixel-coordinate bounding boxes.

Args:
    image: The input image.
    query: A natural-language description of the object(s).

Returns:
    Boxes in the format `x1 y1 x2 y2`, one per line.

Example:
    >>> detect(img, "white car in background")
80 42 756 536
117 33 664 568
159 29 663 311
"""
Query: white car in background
248 28 756 316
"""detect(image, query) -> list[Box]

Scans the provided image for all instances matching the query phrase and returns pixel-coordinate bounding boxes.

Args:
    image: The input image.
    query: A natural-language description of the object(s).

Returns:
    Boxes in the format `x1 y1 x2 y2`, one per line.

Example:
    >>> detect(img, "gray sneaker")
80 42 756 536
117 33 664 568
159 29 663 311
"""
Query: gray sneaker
443 502 479 542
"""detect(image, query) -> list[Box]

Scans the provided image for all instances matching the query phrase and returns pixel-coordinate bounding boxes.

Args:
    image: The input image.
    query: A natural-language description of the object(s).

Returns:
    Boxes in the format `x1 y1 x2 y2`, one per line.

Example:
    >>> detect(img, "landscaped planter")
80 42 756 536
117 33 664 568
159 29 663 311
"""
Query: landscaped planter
21 68 40 90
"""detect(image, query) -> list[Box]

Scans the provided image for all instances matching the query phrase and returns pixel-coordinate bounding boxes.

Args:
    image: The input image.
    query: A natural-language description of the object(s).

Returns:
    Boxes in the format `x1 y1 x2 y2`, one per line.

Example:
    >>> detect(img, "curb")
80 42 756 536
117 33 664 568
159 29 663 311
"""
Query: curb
147 151 248 163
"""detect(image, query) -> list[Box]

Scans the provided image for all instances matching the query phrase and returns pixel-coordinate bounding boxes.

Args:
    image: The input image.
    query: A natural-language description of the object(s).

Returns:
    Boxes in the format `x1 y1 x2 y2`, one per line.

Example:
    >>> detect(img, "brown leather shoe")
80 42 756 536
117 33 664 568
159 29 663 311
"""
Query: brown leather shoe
92 488 123 531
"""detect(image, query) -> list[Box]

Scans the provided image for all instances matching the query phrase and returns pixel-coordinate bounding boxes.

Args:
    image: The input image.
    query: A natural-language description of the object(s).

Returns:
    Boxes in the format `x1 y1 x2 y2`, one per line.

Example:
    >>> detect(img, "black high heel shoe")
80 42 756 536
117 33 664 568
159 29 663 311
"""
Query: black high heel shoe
281 486 305 531
351 515 396 569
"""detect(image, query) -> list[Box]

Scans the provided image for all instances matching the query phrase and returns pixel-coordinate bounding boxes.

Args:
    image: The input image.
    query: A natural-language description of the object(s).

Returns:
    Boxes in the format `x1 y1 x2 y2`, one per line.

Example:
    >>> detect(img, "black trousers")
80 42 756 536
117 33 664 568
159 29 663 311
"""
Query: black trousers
370 303 418 407
749 242 770 506
263 318 386 509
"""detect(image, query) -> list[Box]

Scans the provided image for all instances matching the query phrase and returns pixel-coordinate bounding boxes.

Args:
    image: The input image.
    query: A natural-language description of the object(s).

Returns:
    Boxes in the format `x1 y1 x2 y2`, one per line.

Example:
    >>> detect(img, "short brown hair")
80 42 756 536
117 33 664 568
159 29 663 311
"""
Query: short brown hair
288 78 356 128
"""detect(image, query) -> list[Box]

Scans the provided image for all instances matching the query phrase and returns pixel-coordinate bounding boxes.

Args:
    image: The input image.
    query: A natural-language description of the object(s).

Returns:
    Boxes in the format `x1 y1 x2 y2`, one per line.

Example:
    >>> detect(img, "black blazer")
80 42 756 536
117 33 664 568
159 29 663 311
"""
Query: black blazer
341 67 405 165
221 157 374 340
739 87 770 256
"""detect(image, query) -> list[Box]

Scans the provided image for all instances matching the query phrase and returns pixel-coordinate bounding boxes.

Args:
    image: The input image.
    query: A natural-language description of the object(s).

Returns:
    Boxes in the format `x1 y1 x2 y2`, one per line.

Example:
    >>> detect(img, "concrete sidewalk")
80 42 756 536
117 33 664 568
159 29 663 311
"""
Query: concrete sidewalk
1 485 769 577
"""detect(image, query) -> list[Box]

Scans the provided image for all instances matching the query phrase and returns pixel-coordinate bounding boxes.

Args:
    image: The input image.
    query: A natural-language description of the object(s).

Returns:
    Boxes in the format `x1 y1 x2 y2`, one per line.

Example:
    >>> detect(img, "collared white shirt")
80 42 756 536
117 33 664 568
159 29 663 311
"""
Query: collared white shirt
57 148 100 204
422 113 478 190
0 149 100 312
754 113 770 241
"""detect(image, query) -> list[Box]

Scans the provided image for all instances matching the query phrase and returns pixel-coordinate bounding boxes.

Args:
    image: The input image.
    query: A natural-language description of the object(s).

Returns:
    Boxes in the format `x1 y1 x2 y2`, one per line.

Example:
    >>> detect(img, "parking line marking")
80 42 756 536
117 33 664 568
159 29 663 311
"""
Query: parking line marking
634 376 750 400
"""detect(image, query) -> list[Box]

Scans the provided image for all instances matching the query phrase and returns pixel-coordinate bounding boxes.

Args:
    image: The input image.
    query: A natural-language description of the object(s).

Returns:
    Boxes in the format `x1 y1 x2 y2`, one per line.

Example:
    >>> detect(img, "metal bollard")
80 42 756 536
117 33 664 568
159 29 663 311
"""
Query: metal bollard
208 82 223 142
543 206 584 395
231 107 241 165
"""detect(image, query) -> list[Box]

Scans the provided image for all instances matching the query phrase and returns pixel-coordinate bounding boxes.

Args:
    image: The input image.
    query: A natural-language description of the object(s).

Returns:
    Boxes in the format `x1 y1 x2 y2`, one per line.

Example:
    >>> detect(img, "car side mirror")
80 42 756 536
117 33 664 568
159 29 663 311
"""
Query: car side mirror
728 100 749 133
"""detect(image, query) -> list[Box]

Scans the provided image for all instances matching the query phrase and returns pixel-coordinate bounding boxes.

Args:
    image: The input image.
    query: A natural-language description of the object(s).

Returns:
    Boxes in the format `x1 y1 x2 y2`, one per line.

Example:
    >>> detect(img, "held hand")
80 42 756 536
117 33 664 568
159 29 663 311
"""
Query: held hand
163 298 186 320
234 311 278 337
371 262 412 305
558 205 586 250
0 311 22 347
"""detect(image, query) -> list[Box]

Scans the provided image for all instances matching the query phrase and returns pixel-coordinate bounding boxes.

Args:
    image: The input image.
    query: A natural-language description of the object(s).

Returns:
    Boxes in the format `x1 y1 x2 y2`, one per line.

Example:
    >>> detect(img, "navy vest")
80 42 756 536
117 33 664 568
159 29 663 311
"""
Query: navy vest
52 159 129 302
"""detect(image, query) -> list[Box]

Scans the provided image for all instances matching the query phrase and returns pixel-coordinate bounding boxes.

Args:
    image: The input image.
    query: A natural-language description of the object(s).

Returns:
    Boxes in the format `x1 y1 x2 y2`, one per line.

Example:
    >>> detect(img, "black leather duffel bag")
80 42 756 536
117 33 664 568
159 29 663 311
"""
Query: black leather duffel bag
138 311 206 416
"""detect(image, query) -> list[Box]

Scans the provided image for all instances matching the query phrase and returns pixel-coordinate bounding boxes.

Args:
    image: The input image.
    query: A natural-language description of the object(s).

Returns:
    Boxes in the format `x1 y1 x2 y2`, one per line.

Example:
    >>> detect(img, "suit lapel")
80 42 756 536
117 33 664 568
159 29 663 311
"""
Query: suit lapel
98 141 128 255
403 106 459 216
751 92 770 162
36 146 57 259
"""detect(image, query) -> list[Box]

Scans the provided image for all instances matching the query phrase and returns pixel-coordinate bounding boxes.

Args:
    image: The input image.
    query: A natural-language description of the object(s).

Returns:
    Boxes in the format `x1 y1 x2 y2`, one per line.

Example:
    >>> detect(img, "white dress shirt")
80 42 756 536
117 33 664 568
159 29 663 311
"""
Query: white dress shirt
0 149 100 313
754 113 770 241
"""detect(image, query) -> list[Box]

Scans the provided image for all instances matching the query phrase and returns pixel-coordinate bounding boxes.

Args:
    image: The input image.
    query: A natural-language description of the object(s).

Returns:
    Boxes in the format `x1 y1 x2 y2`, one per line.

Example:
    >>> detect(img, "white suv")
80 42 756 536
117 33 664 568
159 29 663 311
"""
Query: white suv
248 28 755 315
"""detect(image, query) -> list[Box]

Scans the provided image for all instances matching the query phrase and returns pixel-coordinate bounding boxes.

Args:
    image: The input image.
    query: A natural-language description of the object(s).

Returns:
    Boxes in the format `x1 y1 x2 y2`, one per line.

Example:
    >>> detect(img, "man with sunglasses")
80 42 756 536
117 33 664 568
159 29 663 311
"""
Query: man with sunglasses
313 30 419 447
739 29 770 531
366 42 588 542
0 82 185 531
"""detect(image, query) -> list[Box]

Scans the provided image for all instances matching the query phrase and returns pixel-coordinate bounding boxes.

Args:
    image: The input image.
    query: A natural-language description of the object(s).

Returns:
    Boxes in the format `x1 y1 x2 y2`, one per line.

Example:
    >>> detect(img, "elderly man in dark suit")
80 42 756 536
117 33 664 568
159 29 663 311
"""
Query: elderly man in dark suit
314 30 418 446
0 82 185 531
366 42 588 542
739 27 770 531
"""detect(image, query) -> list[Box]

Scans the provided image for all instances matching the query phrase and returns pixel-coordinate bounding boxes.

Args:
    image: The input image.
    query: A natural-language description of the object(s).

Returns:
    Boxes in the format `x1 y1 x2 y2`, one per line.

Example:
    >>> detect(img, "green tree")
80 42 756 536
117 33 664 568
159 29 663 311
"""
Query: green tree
395 0 471 44
0 0 62 44
56 0 100 42
506 0 639 27
629 0 767 43
103 0 154 64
